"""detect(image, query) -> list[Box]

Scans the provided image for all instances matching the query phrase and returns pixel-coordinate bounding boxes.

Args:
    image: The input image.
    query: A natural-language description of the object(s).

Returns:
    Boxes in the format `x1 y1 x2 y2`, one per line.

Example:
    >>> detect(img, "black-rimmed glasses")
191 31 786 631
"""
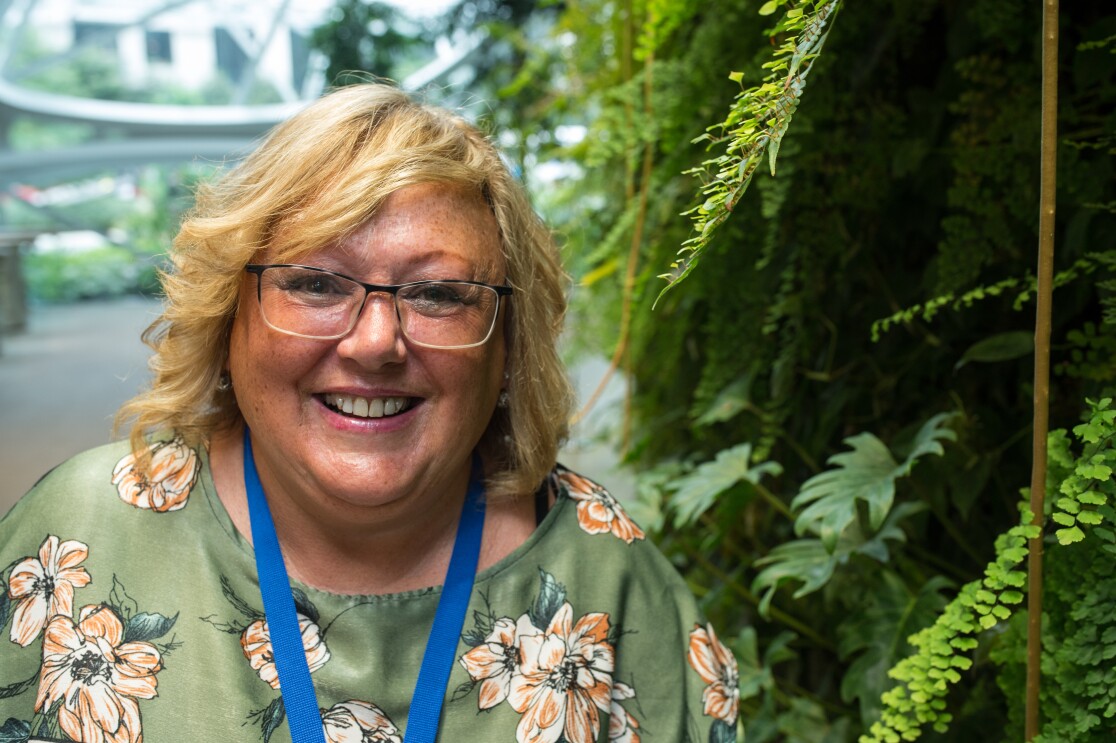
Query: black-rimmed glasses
245 264 512 349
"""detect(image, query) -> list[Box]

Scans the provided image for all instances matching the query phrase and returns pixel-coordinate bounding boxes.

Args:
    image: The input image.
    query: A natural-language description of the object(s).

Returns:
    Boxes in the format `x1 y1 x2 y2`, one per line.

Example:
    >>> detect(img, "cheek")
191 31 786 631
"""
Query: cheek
228 309 303 419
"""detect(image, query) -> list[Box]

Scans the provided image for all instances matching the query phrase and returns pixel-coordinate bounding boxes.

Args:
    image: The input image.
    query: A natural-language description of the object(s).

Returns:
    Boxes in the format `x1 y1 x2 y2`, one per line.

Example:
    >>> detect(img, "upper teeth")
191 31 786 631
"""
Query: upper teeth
325 394 409 418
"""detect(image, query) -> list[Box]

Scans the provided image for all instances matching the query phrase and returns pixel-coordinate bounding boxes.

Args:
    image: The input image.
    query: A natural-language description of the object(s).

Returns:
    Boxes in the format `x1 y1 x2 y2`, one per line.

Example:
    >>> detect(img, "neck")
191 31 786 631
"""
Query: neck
273 491 465 595
209 425 469 595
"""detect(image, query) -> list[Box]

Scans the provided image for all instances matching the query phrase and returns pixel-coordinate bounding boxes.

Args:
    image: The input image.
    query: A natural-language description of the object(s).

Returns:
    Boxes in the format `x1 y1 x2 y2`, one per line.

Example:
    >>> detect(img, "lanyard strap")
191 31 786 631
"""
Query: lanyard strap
243 427 485 743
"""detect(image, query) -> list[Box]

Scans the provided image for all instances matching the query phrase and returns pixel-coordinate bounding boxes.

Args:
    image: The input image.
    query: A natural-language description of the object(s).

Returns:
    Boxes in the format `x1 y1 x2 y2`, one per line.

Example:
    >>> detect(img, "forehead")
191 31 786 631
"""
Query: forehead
273 183 504 280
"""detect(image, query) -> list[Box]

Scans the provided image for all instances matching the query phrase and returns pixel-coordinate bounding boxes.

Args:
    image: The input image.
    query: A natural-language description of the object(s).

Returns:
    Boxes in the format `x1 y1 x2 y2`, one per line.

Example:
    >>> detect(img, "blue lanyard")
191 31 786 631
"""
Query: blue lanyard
243 428 486 743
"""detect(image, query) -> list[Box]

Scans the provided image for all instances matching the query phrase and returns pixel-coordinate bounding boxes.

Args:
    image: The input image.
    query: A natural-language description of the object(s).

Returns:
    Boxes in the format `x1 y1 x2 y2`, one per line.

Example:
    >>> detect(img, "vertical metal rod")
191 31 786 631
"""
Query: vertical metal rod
1025 0 1059 738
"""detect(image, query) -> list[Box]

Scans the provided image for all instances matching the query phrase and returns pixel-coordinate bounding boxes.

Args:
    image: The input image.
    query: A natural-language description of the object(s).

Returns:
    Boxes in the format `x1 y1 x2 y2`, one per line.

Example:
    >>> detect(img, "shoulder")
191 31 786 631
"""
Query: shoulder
7 434 202 509
537 463 703 618
548 463 647 544
506 465 742 740
1 435 207 549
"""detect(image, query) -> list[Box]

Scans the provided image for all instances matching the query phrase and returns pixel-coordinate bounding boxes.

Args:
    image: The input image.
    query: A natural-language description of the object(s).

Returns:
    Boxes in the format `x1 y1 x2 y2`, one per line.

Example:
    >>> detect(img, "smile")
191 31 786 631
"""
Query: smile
321 394 414 419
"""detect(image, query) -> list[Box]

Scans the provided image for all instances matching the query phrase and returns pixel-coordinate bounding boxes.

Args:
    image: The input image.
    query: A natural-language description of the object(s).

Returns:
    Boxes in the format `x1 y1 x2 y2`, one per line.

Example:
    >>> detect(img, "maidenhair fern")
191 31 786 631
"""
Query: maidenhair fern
1049 397 1116 545
862 397 1116 742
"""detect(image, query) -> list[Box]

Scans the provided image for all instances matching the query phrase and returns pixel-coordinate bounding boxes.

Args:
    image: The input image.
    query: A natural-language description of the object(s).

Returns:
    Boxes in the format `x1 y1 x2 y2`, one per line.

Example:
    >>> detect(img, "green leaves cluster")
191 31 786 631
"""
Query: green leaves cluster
861 517 1036 742
751 415 954 616
1050 398 1116 545
663 0 840 297
870 252 1116 342
993 530 1116 741
864 397 1116 741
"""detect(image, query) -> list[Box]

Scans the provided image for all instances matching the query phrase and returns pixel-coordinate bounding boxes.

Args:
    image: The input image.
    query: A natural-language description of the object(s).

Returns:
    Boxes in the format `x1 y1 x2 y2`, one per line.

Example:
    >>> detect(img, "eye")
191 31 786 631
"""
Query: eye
411 283 466 305
400 282 484 316
276 270 351 297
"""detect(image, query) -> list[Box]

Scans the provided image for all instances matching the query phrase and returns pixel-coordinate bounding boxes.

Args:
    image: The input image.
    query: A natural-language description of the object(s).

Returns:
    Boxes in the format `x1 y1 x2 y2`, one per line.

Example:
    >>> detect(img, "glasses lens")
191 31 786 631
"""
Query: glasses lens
258 267 362 338
398 282 499 348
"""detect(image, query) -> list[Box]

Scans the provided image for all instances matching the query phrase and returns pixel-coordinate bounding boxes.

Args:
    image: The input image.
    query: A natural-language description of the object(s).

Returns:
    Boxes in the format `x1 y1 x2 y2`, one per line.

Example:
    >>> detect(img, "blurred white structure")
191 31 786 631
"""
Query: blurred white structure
6 0 332 101
0 0 482 188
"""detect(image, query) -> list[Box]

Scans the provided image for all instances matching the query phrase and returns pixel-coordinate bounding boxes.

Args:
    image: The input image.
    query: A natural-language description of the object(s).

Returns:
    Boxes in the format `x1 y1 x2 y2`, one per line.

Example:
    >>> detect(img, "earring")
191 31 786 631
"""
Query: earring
497 390 510 408
216 372 232 392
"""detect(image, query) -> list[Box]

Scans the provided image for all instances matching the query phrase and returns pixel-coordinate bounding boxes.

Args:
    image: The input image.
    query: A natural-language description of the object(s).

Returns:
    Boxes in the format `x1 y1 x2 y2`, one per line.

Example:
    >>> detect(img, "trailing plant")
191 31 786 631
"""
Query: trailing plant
869 251 1116 342
662 0 841 297
862 397 1116 742
858 512 1037 742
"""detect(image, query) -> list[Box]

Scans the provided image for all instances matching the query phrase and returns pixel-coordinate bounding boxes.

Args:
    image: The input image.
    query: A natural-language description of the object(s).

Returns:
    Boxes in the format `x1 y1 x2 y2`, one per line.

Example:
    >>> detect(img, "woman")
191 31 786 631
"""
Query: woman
0 84 739 743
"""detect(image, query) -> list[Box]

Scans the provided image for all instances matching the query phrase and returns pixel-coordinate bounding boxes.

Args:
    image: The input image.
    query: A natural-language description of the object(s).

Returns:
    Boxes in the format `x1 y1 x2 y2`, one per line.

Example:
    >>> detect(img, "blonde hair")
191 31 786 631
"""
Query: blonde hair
117 83 574 499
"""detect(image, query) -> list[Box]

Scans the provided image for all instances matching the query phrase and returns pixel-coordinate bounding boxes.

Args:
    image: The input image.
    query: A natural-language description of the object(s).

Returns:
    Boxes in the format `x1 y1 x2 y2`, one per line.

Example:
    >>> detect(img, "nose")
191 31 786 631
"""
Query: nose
335 292 407 365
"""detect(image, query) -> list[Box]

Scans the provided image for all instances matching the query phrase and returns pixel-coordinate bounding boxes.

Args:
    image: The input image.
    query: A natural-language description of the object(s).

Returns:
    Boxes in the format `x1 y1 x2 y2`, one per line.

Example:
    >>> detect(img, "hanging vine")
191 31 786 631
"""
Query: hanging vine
658 0 841 299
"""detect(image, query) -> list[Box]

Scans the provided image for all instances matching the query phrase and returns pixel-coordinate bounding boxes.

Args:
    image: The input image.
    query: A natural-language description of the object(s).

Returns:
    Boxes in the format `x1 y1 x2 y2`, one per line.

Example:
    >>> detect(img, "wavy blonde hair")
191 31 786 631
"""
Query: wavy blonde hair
117 83 573 499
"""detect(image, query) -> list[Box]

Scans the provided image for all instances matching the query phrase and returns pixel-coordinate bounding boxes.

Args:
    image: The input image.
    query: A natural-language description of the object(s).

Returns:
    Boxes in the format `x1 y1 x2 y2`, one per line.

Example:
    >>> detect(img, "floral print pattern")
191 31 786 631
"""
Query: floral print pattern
458 571 636 743
0 460 726 742
687 623 740 726
458 614 541 710
36 604 163 743
322 700 402 743
608 682 641 743
111 437 200 512
558 469 646 544
7 535 91 647
509 602 615 743
241 613 331 690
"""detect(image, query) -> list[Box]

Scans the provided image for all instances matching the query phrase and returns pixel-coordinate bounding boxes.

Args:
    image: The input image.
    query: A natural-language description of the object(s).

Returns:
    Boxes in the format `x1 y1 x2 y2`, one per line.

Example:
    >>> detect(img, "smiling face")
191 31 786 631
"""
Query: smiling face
227 183 507 522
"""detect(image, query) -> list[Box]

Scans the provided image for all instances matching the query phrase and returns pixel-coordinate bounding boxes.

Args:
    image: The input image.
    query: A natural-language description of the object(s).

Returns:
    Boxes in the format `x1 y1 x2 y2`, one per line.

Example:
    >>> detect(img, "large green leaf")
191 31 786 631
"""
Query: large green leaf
791 414 955 550
837 572 952 723
954 330 1034 370
694 370 756 426
752 501 924 614
668 443 782 527
752 539 841 615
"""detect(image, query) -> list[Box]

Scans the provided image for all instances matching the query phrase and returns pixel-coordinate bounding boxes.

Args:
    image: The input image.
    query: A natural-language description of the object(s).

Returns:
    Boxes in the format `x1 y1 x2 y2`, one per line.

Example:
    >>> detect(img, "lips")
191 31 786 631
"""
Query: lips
321 393 415 419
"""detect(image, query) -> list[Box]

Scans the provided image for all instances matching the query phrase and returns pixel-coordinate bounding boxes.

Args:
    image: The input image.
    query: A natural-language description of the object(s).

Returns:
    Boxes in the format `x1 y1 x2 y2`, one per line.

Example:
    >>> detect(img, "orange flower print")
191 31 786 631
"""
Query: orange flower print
240 613 330 689
36 604 162 743
608 682 641 743
7 535 91 647
509 602 615 743
322 700 402 743
560 471 645 544
459 614 541 709
111 437 200 512
687 623 739 726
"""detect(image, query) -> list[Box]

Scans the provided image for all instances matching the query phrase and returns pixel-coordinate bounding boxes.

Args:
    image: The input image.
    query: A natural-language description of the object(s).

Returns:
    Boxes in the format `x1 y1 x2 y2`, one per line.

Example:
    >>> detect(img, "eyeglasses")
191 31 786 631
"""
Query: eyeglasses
245 264 512 349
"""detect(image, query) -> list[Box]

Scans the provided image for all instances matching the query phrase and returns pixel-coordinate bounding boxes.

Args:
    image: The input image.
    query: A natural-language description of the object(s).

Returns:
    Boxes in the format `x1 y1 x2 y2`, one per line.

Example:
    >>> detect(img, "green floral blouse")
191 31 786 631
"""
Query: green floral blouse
0 437 740 743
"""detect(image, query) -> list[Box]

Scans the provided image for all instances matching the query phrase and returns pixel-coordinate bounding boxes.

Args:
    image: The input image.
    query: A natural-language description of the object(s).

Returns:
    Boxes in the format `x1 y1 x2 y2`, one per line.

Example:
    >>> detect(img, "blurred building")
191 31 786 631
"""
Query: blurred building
9 0 331 102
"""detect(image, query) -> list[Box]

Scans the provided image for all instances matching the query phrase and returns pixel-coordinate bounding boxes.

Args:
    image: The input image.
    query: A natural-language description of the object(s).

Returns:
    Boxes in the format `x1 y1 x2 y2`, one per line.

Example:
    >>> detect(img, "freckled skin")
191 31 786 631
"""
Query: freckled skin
225 183 507 552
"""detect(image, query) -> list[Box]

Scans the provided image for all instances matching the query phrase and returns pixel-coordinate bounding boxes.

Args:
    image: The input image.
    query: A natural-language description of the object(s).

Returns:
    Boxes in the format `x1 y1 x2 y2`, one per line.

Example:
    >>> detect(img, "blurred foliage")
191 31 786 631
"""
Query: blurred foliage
312 0 1116 739
310 0 433 86
22 245 156 302
9 164 210 303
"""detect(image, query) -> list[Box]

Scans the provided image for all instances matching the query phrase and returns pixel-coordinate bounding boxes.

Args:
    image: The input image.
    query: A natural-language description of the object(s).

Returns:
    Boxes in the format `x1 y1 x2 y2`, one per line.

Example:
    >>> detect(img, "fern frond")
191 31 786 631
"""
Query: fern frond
870 250 1116 341
656 0 841 303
